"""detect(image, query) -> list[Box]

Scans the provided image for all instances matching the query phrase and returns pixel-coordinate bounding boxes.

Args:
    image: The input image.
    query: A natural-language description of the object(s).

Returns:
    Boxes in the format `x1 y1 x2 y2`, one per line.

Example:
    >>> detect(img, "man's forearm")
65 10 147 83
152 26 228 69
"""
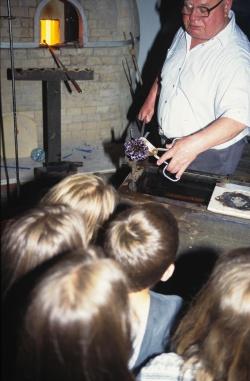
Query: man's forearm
193 117 246 154
157 117 246 178
138 78 160 123
147 78 160 104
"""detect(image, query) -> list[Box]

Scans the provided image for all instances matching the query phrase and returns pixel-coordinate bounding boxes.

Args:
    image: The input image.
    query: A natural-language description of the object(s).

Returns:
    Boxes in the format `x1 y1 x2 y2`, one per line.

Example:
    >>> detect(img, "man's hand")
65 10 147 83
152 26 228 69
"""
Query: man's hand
157 118 246 178
157 136 201 179
138 98 155 123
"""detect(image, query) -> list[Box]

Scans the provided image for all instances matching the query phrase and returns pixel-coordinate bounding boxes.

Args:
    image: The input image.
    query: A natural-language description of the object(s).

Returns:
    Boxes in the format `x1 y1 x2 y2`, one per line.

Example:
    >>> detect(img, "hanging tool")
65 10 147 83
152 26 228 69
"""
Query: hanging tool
122 56 143 138
122 56 134 98
43 41 82 93
129 32 143 86
43 40 72 94
139 119 150 139
122 32 143 140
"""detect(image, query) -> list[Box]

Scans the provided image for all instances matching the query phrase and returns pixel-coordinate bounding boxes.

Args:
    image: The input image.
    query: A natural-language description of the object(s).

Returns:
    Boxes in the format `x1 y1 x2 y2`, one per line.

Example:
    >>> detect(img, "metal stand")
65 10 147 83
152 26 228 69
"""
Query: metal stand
7 68 94 176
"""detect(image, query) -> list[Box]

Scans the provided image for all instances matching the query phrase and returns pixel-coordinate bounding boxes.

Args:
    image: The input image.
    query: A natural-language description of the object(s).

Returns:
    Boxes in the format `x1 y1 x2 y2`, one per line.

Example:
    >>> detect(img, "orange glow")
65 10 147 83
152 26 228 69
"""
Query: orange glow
40 19 60 46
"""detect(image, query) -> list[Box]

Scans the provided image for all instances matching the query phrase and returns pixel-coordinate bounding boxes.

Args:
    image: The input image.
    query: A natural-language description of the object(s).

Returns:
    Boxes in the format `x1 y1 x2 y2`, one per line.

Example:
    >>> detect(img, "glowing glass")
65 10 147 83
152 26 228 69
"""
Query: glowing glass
40 19 60 46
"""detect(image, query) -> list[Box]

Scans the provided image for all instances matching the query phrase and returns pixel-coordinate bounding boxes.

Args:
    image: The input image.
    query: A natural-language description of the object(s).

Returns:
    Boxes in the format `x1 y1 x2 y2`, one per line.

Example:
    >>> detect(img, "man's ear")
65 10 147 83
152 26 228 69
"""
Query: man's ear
160 263 175 282
225 0 233 12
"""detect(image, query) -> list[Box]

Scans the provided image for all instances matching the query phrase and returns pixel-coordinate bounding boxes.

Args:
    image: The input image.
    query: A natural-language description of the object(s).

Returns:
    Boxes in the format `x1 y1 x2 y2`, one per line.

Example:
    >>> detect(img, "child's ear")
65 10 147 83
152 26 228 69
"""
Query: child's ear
160 263 175 282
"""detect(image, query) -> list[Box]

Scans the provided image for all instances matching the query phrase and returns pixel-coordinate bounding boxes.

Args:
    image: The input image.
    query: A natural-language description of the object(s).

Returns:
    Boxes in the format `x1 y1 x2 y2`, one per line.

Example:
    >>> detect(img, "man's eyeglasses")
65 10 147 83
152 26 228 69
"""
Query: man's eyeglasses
182 0 224 17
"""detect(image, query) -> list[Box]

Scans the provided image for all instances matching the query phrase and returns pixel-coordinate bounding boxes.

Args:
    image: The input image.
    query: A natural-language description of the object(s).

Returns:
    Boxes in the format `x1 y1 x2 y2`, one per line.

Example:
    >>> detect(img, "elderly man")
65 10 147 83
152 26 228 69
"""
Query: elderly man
138 0 250 178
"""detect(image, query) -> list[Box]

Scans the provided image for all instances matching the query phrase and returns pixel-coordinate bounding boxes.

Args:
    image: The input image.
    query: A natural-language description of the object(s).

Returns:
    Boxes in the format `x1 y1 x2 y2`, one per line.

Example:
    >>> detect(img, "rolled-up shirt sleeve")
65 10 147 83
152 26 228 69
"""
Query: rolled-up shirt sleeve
215 60 250 127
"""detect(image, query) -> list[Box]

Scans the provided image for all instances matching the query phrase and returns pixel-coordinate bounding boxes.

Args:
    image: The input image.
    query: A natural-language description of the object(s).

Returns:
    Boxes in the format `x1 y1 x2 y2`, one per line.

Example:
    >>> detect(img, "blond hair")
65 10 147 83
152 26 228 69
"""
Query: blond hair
104 202 178 291
174 247 250 381
41 173 118 243
1 204 87 294
16 252 134 381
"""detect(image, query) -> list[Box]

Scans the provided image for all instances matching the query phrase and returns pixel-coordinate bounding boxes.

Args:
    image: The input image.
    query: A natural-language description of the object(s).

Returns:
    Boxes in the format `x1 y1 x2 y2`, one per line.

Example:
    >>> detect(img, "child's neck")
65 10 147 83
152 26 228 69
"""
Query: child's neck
129 288 150 326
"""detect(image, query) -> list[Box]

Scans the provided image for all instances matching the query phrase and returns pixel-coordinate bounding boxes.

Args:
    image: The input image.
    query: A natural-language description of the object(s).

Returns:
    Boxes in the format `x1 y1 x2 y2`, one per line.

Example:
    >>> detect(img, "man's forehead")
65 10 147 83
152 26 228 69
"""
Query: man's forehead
184 0 216 5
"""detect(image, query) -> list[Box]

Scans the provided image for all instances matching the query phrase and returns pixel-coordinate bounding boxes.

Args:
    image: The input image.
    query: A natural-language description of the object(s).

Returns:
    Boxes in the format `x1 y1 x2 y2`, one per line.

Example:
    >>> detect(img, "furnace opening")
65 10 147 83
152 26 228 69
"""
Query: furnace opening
39 0 80 46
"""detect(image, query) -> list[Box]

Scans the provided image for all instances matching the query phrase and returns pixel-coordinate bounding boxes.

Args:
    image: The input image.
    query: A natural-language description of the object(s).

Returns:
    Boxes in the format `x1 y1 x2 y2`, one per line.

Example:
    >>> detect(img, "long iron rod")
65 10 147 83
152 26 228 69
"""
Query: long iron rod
129 32 143 86
43 41 72 94
7 0 20 197
43 41 82 93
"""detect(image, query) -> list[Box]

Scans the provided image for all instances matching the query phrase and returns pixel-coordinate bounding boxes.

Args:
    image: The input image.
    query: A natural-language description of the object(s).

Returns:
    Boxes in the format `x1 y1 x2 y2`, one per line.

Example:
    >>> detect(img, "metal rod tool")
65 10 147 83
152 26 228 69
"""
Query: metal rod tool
43 41 82 93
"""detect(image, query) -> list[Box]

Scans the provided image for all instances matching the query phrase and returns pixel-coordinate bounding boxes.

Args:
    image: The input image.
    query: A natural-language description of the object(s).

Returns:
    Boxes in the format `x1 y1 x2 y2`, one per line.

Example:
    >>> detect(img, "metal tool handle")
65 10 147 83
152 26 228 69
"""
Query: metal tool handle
44 41 82 93
160 137 180 182
162 163 180 182
140 136 180 182
141 120 146 137
129 32 143 86
55 54 82 93
43 41 72 94
154 153 180 182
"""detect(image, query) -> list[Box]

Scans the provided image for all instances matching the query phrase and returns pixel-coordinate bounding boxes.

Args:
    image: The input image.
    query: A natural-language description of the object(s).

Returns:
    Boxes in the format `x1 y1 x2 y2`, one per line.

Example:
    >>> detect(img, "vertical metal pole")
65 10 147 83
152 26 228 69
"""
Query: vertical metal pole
0 87 10 202
42 80 61 164
6 0 20 197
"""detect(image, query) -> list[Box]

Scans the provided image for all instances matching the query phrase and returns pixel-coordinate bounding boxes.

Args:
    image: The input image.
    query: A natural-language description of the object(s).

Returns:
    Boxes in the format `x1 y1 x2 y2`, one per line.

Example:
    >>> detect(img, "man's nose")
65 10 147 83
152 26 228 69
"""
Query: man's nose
189 7 201 19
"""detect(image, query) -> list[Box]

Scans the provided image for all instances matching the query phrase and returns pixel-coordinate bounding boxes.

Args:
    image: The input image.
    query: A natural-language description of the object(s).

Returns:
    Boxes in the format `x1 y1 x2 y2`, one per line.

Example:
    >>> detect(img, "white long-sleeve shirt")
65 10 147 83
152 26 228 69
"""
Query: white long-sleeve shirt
158 11 250 150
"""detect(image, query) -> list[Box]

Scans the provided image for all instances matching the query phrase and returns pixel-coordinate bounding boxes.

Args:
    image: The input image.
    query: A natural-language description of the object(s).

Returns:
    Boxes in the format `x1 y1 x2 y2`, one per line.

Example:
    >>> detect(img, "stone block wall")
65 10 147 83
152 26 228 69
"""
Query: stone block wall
0 0 139 158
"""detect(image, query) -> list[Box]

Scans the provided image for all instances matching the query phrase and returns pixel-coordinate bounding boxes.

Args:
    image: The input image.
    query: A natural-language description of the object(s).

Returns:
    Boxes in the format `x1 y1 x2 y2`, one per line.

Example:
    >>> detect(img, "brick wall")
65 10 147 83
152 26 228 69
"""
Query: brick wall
0 0 139 158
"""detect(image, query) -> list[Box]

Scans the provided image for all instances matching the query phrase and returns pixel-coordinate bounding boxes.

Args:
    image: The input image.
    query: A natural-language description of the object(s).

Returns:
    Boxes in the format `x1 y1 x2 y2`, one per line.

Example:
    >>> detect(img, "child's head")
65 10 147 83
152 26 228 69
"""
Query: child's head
174 247 250 381
41 173 118 243
1 204 87 294
104 202 179 292
16 251 134 381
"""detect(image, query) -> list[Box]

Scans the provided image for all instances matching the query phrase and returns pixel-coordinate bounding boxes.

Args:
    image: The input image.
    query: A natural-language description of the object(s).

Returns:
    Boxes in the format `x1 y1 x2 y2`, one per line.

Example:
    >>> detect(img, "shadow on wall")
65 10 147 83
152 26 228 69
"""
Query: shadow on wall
132 0 182 100
153 247 219 304
140 0 183 94
233 0 250 38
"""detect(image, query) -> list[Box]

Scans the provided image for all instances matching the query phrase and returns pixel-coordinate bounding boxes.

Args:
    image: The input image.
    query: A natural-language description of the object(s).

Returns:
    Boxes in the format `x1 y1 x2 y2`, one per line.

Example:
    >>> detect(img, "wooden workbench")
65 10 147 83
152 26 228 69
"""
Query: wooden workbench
118 163 250 255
